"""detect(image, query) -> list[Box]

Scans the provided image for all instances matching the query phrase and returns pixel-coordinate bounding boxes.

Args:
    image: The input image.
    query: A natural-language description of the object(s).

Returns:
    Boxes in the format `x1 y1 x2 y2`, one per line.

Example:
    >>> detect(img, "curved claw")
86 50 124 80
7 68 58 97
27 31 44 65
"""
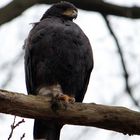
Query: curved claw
57 94 75 104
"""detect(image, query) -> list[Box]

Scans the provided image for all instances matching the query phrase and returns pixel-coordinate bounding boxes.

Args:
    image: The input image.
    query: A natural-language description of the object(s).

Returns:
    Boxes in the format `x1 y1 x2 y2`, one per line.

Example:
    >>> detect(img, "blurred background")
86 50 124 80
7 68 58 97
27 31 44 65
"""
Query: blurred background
0 0 140 139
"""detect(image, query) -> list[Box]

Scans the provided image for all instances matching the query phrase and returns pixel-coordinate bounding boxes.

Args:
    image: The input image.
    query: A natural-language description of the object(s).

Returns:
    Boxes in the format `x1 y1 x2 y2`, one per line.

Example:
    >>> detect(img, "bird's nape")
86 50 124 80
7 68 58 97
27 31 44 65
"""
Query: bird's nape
40 1 78 21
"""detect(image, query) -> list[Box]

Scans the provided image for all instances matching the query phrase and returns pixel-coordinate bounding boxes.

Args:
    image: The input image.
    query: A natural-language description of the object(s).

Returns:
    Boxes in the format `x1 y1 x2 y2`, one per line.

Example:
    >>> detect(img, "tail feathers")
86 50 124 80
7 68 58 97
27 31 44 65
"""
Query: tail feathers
34 119 63 140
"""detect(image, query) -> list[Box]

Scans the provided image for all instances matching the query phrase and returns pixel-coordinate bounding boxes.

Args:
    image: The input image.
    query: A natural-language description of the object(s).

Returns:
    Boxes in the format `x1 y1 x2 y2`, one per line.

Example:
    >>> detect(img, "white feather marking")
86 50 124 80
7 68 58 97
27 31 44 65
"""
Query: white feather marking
37 84 63 97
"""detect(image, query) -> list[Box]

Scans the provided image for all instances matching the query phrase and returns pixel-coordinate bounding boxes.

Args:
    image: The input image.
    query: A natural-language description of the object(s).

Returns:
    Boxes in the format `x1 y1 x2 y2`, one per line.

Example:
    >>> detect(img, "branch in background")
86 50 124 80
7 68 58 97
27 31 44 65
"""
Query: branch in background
8 116 25 140
20 133 25 140
0 51 24 89
1 0 140 26
8 116 16 140
0 89 140 135
0 51 24 71
101 14 140 107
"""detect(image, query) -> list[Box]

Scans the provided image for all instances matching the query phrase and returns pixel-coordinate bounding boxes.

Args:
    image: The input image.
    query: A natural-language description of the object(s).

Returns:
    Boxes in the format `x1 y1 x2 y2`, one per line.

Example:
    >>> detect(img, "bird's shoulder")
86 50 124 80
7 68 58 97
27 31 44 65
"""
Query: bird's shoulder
29 17 84 41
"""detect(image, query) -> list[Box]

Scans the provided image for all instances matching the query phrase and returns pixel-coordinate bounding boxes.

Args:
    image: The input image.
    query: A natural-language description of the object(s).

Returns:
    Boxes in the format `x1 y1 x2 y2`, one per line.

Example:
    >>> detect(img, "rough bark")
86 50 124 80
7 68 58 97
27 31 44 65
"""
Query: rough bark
0 0 140 26
0 89 140 135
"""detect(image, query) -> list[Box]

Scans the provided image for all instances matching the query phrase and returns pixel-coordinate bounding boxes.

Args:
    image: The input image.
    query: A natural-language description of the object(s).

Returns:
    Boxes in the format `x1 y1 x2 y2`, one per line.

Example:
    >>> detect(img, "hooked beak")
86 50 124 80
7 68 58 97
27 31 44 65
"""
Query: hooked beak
62 9 77 19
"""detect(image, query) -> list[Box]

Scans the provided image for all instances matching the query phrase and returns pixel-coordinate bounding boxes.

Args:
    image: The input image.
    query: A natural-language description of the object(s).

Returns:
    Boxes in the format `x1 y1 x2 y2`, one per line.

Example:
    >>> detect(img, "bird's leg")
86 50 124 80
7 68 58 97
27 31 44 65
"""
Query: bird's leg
52 93 75 111
38 84 75 103
57 94 75 104
37 84 75 111
52 94 75 111
50 84 75 103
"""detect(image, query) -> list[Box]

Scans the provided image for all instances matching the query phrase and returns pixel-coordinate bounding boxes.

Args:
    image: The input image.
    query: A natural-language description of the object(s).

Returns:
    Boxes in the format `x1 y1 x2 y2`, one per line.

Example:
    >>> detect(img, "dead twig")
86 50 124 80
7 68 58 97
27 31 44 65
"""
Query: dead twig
8 116 25 140
20 133 25 140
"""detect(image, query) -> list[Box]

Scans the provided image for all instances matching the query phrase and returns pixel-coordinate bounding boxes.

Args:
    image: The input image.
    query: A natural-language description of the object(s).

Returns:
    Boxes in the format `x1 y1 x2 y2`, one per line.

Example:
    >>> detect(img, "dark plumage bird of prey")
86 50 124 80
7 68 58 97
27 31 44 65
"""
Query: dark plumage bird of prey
24 1 93 140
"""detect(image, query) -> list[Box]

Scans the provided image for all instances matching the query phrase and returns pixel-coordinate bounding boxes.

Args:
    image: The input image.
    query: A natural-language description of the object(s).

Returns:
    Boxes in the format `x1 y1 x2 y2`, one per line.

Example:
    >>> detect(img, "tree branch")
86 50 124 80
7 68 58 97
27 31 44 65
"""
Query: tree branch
1 0 140 26
0 89 140 135
102 14 140 108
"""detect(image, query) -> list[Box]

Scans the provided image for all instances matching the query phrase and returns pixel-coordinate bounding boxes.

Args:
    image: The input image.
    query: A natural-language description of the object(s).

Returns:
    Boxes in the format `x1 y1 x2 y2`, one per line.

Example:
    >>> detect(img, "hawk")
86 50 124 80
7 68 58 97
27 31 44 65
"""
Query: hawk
24 2 93 140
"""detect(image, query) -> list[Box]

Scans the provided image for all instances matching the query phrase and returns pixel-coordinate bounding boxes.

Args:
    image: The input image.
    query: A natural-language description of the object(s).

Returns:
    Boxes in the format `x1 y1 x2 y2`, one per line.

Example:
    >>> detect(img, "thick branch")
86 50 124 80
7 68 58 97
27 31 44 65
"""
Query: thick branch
0 89 140 135
1 0 140 26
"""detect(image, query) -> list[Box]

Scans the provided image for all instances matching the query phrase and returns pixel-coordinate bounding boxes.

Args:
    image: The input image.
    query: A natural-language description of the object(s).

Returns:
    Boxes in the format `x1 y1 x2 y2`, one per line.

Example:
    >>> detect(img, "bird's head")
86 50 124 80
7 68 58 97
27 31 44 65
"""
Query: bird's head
40 1 78 21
